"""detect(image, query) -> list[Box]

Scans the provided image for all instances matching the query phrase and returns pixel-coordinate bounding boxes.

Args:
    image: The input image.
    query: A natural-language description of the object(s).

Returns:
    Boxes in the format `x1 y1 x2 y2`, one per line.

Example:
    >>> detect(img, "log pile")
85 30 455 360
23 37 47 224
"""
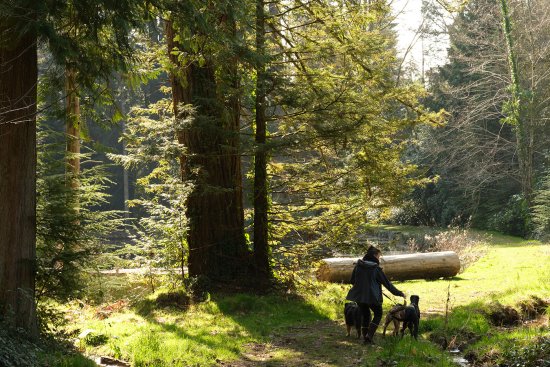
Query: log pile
316 251 460 283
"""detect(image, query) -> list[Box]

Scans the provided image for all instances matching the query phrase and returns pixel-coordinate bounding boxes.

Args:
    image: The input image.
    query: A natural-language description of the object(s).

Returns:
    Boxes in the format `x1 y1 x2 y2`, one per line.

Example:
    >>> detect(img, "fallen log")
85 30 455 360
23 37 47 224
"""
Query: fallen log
316 251 460 283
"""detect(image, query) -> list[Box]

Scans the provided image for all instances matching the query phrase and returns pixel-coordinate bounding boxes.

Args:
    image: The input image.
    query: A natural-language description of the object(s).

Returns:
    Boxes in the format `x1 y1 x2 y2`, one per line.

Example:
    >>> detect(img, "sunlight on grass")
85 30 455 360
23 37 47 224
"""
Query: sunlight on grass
62 232 549 366
398 240 550 311
75 306 252 366
70 292 334 366
364 337 457 367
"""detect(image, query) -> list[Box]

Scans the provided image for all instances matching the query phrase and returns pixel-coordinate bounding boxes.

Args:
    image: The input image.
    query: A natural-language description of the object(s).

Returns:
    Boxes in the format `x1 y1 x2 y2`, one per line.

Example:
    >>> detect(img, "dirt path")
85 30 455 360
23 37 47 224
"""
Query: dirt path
220 320 379 367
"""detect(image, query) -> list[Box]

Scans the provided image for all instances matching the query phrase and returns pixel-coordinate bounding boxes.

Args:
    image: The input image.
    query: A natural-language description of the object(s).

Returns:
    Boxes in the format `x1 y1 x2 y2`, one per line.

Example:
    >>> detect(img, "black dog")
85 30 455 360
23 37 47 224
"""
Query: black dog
344 302 362 338
382 295 421 340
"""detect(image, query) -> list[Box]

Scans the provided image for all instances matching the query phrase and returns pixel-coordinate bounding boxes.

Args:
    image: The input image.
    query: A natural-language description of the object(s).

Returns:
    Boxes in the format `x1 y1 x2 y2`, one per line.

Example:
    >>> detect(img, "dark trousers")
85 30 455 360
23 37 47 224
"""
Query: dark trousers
358 302 383 329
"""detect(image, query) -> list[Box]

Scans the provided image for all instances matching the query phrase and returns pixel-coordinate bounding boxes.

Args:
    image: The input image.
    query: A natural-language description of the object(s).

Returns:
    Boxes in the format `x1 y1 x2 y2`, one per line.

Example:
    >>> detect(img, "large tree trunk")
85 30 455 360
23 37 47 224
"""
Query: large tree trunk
316 252 461 283
253 0 271 281
166 19 249 282
0 18 38 334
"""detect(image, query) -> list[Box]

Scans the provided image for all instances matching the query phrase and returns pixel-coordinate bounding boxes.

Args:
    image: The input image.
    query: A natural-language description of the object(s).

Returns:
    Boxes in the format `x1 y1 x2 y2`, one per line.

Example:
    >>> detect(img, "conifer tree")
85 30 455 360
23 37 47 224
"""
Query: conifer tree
1 0 145 332
258 0 443 257
253 0 271 282
165 1 251 283
0 1 39 335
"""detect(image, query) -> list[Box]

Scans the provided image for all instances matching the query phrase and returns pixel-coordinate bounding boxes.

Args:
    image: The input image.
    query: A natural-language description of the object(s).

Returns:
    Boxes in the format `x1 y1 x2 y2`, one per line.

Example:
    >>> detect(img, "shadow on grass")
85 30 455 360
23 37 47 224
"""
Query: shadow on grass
0 325 97 367
125 291 359 366
129 291 461 367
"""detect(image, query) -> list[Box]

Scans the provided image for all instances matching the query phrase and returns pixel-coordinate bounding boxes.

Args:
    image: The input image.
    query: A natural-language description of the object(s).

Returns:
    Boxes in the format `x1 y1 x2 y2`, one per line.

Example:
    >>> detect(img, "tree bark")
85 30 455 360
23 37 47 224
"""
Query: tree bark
316 252 461 283
253 0 271 281
65 67 80 192
499 0 533 202
0 17 38 334
166 19 249 282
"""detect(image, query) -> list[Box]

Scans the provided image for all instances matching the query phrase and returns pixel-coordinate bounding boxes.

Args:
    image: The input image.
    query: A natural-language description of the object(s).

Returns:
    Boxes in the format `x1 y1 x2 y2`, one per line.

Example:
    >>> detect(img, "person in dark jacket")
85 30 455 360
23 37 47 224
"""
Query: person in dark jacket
346 245 405 344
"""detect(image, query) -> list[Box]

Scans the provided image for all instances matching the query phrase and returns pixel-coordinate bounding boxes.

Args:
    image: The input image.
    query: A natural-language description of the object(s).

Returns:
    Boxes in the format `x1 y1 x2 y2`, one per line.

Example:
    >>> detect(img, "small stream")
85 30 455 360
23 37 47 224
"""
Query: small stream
449 349 470 367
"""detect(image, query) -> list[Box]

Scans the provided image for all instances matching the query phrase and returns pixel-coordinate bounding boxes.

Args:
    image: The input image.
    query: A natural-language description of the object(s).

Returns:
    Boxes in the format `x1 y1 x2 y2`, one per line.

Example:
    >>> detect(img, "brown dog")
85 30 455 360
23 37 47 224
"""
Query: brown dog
382 295 420 339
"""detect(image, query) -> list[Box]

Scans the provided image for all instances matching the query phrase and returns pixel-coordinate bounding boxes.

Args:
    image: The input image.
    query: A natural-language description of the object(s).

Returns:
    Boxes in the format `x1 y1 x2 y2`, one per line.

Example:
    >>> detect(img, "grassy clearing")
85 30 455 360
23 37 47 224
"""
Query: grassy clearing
50 232 549 367
401 239 550 309
64 292 335 367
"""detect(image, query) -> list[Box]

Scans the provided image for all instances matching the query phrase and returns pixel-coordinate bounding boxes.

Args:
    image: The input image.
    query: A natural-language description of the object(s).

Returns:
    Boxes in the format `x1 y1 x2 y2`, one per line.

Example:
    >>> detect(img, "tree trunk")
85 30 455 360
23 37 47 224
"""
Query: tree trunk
166 19 249 282
65 67 80 192
0 18 38 335
499 0 533 202
316 252 461 283
253 0 271 281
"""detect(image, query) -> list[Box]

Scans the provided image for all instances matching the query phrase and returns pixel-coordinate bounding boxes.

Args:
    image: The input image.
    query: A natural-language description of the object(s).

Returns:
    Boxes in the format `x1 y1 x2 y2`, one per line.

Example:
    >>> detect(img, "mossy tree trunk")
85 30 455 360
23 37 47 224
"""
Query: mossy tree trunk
166 16 250 283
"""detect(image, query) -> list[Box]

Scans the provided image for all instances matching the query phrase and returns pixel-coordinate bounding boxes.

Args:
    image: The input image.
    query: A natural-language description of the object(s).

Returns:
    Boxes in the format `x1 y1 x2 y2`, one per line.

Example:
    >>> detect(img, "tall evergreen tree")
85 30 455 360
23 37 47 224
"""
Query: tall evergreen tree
1 0 145 332
165 1 251 283
259 0 443 254
0 1 39 334
253 0 271 282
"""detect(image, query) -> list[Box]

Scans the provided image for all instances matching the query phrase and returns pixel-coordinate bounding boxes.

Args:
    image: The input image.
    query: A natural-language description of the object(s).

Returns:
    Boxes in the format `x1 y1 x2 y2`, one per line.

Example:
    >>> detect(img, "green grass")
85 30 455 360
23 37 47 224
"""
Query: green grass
365 224 446 234
399 240 550 308
54 230 549 367
365 337 457 367
67 292 334 367
39 353 97 367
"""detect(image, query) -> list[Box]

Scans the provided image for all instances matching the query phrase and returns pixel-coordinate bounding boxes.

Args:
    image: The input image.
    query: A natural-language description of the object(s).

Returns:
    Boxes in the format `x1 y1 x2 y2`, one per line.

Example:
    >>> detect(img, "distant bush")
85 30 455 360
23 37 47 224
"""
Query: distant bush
426 229 487 270
486 194 532 237
532 173 550 240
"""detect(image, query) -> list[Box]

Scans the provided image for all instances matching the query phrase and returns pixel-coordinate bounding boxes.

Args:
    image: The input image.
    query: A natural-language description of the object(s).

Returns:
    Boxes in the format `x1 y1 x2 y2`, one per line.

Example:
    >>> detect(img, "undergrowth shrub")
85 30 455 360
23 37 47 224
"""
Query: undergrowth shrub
502 336 550 367
406 228 487 271
487 194 532 238
0 326 40 367
155 290 191 310
82 332 109 347
532 172 550 240
183 275 211 302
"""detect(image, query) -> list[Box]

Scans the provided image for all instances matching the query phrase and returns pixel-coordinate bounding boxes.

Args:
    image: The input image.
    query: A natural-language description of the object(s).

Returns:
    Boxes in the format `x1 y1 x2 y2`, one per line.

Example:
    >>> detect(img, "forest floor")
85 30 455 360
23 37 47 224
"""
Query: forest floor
53 230 550 367
218 319 365 367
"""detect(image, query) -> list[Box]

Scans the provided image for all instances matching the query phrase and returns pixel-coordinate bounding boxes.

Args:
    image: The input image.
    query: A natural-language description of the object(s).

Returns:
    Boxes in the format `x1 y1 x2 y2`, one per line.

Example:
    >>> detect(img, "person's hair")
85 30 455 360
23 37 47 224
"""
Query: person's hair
366 245 381 257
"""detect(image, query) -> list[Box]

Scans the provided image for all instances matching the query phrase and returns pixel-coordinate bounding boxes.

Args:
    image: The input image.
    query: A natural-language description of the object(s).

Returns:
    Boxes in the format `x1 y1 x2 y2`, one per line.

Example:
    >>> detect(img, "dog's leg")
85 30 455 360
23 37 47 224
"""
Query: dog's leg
392 319 399 337
400 321 407 338
382 315 391 337
346 325 351 337
407 322 414 339
412 320 419 340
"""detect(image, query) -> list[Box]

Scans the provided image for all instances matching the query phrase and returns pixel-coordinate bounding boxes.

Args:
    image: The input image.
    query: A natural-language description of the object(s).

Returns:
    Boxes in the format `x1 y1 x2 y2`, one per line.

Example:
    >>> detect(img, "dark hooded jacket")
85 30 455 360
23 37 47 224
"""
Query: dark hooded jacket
346 259 404 304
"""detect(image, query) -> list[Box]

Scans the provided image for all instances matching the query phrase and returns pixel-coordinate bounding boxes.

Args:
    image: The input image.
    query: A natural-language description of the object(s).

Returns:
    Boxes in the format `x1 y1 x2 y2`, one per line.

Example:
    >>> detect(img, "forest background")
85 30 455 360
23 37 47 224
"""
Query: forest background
1 0 549 356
